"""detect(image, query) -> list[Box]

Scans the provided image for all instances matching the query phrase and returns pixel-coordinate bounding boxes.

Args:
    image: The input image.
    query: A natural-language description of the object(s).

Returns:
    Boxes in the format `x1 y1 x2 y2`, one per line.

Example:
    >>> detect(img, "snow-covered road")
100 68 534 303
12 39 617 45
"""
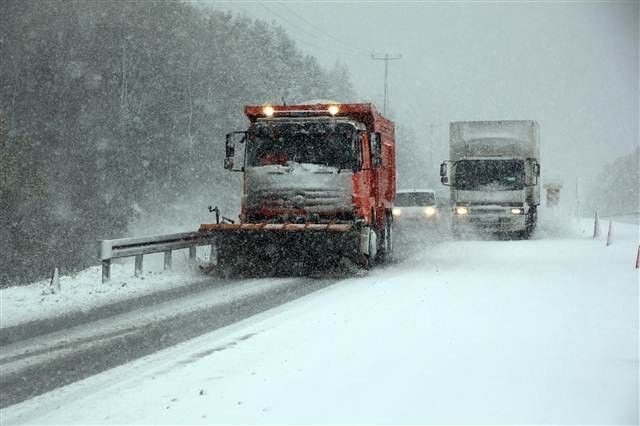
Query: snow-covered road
2 217 638 424
0 276 342 408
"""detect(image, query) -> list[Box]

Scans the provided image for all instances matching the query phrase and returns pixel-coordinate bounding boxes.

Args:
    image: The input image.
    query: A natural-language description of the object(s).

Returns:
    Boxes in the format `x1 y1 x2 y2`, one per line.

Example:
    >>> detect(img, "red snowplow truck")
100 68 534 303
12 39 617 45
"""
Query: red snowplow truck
200 102 396 276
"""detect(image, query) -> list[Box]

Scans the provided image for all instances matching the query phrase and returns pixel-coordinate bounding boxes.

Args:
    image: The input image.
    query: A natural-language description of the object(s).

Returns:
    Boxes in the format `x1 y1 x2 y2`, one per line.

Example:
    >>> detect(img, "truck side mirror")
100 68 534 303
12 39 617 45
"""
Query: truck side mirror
225 134 235 158
224 131 246 171
224 134 235 170
440 162 451 186
536 163 540 177
440 162 447 177
224 157 234 170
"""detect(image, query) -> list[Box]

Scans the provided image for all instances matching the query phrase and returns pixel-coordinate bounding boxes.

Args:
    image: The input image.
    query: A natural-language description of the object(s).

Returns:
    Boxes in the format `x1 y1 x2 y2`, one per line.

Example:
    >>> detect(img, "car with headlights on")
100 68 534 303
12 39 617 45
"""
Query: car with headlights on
392 189 440 225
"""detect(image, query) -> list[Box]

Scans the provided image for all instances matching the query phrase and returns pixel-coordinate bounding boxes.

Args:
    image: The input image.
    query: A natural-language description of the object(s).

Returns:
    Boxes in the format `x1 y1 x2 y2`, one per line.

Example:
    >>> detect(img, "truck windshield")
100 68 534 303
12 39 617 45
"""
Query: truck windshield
454 159 524 191
246 122 356 169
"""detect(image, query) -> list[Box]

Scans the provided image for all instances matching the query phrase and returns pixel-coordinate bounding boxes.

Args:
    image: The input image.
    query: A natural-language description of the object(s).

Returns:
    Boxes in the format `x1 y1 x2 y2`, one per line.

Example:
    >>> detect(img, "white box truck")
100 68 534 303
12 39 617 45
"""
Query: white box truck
440 120 540 238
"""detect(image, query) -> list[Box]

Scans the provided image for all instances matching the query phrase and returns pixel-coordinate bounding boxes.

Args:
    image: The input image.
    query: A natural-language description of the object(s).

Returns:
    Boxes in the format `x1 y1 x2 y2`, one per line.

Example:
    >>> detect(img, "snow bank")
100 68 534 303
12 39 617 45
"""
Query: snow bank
0 248 213 329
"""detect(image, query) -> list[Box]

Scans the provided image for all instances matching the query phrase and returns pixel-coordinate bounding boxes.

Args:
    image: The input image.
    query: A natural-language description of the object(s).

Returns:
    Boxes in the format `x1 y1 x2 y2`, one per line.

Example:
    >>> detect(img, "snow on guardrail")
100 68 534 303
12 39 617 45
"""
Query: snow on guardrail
97 231 216 283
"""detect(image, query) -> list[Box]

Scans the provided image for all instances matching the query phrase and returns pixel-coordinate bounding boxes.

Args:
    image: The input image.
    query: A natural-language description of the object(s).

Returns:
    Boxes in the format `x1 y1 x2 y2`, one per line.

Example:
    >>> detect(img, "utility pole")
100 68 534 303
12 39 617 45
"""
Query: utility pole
371 53 401 115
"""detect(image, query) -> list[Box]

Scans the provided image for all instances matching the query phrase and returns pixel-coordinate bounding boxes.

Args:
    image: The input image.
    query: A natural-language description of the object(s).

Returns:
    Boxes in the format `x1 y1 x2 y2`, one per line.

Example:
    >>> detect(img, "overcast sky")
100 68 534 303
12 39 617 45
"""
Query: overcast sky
203 1 638 190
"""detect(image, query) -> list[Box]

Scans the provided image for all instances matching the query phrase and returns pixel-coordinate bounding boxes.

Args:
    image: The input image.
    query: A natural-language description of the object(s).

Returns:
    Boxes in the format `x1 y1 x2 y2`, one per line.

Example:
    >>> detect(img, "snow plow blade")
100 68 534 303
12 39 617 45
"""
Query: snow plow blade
198 222 362 277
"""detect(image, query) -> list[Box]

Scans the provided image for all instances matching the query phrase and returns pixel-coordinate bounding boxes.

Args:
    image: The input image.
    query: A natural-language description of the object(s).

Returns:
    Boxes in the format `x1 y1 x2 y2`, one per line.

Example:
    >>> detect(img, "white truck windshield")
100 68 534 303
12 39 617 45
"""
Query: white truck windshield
454 159 524 191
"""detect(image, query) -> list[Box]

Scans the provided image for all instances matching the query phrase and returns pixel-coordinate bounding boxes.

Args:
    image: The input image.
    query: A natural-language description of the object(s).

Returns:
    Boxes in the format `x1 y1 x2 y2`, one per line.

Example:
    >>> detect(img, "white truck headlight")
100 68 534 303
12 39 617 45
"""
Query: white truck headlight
424 206 436 217
392 208 402 217
510 208 523 215
455 206 469 215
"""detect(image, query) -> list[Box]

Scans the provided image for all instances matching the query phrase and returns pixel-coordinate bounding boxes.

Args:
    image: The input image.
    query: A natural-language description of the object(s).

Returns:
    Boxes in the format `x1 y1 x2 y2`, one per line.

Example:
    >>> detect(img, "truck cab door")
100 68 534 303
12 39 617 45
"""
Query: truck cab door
524 159 539 186
352 132 373 220
368 132 381 203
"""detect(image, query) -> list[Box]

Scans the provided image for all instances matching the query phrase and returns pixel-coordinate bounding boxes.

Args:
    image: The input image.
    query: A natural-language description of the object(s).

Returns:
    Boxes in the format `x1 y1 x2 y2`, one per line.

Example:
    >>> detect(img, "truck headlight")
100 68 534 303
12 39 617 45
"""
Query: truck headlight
510 208 523 215
327 105 340 116
455 206 469 215
392 208 402 217
424 206 436 217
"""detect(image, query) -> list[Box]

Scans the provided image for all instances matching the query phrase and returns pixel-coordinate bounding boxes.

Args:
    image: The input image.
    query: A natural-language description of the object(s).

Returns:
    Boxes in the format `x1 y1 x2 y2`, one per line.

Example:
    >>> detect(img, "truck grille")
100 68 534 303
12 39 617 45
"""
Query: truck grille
248 188 351 212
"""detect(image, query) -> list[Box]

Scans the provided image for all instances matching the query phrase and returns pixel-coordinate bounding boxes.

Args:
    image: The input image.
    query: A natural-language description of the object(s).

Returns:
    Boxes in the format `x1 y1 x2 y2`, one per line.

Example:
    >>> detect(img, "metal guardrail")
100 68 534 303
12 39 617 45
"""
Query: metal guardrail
97 231 216 283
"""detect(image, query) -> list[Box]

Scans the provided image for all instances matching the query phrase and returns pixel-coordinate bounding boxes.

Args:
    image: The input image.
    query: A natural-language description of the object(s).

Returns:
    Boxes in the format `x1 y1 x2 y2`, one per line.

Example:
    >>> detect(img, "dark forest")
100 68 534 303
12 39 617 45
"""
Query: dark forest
1 0 355 286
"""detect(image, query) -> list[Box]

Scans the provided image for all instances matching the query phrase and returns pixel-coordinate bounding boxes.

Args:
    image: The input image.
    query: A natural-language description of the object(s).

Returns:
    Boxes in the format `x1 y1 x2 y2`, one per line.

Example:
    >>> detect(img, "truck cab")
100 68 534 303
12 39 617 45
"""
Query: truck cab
441 121 540 238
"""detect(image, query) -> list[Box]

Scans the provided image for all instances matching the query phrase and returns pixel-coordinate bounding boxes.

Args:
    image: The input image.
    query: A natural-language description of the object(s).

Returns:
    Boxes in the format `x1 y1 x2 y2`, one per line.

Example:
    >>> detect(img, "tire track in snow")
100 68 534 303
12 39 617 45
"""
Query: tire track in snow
0 276 339 409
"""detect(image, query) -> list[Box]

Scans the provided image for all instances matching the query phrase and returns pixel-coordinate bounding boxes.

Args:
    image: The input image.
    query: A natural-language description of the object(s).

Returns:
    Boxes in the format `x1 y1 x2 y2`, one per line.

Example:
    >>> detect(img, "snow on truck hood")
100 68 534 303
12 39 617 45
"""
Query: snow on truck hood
244 162 353 213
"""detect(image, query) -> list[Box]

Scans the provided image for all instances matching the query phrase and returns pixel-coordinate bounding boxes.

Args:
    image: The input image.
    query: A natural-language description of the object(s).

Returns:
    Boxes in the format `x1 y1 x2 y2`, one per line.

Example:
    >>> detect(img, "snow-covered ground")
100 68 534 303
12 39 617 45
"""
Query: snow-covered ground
1 215 638 424
0 247 215 328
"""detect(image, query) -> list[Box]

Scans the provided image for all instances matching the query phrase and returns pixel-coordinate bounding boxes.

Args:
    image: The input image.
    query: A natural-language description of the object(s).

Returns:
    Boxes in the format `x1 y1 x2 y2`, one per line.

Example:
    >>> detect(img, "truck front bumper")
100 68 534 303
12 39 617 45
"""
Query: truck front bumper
452 209 526 233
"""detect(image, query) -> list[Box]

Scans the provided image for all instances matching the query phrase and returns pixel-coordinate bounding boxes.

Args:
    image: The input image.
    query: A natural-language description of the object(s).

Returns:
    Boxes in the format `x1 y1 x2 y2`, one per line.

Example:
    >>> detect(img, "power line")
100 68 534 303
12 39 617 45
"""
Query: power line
257 2 370 58
226 0 369 56
223 2 348 57
276 2 371 56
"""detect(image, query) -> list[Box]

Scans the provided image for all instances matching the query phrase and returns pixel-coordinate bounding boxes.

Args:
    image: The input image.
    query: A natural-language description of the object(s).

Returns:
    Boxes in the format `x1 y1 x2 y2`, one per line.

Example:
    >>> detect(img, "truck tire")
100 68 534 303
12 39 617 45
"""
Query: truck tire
356 226 377 270
379 211 394 263
522 206 537 239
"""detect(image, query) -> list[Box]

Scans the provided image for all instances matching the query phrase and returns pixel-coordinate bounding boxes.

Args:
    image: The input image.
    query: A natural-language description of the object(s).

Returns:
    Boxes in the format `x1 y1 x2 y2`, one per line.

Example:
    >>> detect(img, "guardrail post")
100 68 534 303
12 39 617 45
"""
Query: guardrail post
189 246 197 266
164 251 172 271
135 254 143 277
102 260 111 283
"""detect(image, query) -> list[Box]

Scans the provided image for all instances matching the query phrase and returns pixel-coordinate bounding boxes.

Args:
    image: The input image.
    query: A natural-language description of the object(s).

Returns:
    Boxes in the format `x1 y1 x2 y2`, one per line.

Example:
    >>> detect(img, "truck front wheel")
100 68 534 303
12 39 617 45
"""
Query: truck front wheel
379 210 394 263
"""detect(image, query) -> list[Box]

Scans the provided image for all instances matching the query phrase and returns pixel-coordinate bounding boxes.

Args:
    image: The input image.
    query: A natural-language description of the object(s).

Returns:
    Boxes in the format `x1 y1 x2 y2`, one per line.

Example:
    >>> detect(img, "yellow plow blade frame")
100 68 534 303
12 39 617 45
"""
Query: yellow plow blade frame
199 223 353 233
